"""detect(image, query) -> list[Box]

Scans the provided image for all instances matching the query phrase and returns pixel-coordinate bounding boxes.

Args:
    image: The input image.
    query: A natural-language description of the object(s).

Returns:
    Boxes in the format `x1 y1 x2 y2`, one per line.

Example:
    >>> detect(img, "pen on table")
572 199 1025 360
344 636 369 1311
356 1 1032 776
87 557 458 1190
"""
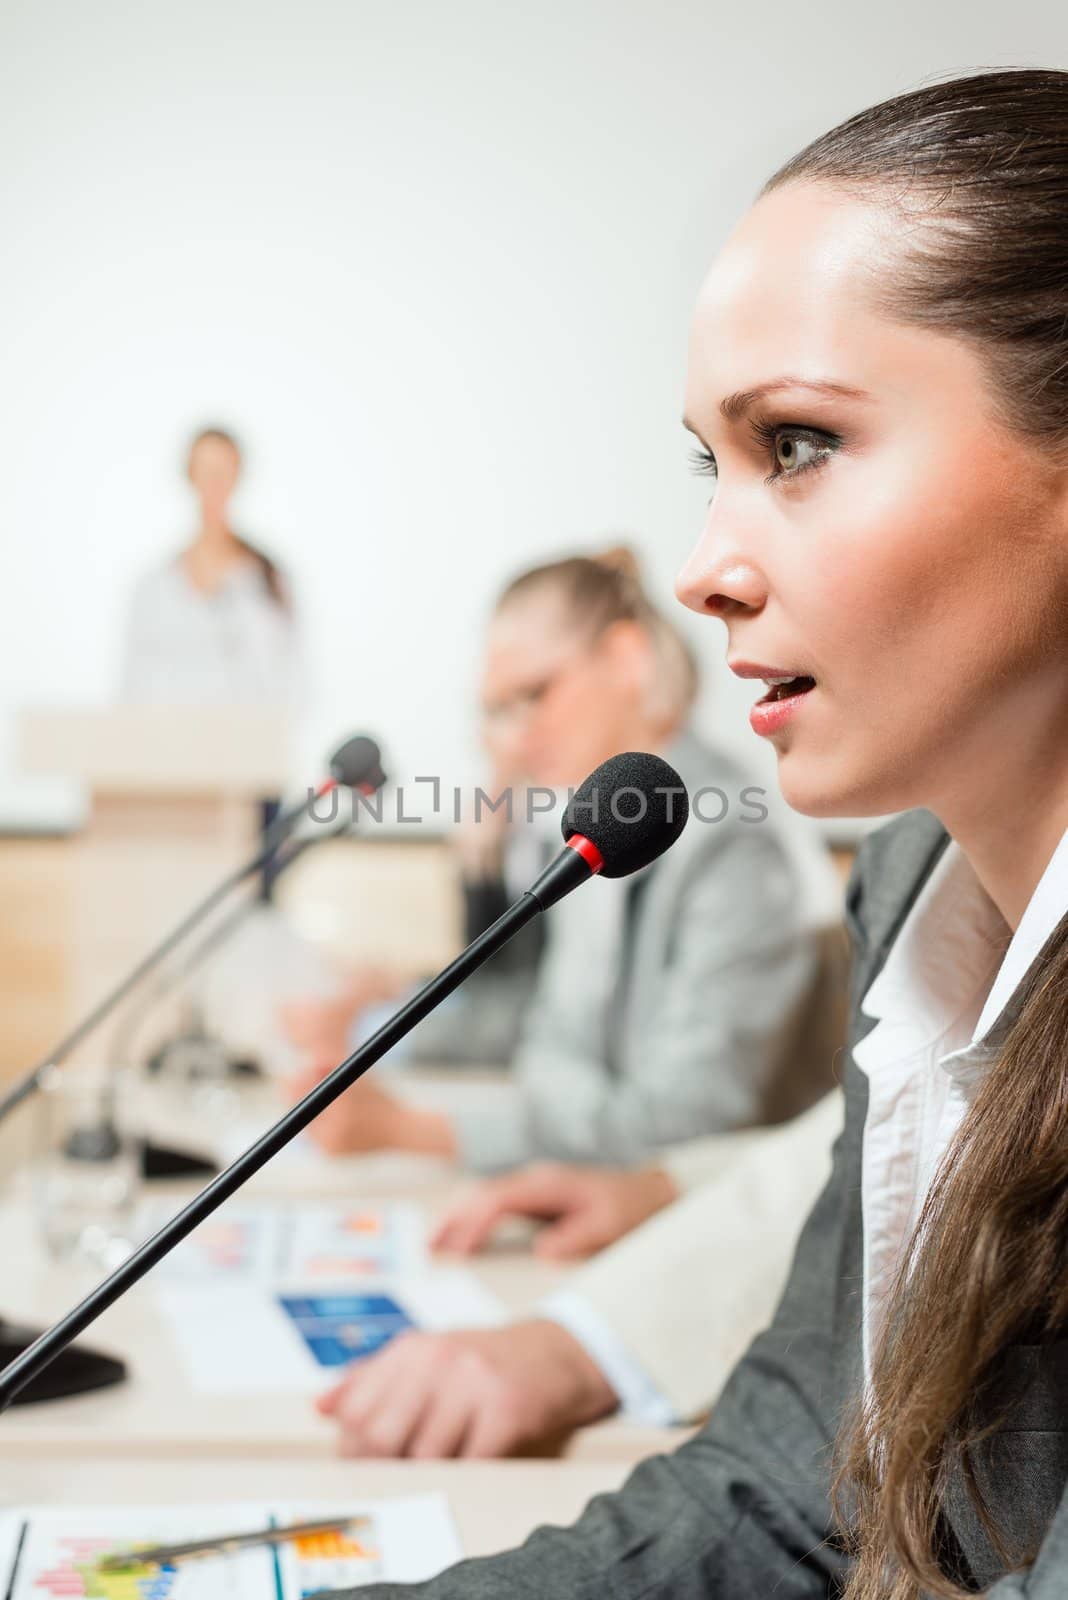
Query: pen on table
97 1514 372 1570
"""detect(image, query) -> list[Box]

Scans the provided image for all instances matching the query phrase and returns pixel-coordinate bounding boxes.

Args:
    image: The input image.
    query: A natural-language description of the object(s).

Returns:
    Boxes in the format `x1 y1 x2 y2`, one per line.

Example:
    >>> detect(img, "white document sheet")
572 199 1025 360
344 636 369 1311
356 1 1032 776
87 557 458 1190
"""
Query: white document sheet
136 1200 427 1283
155 1271 505 1393
0 1496 461 1595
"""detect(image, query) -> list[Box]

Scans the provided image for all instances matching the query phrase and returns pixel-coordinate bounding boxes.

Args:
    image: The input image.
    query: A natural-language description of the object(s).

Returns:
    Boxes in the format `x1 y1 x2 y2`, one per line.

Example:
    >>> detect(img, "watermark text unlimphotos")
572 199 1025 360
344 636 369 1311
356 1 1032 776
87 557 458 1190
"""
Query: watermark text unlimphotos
307 779 770 828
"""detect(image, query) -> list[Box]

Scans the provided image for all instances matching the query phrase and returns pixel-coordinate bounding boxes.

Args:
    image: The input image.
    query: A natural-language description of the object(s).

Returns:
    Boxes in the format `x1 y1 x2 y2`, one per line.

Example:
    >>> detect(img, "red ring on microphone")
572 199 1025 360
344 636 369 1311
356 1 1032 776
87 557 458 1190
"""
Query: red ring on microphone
566 833 604 875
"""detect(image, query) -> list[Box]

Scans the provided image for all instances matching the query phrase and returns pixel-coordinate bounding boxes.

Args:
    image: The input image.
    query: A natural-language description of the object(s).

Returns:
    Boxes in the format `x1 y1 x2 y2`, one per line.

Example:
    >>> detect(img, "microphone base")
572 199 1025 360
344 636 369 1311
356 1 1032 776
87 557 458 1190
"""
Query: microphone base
0 1319 126 1405
141 1140 218 1181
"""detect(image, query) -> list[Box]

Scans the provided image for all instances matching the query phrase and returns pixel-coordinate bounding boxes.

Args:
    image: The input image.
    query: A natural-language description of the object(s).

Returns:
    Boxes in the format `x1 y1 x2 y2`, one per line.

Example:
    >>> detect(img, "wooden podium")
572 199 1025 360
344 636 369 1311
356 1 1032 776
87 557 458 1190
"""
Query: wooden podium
4 706 291 1082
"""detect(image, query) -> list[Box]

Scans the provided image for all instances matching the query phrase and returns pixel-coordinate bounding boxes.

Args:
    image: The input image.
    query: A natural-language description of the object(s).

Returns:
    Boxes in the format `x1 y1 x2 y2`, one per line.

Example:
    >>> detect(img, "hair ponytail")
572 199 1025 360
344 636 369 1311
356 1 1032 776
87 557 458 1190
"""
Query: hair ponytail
232 534 290 614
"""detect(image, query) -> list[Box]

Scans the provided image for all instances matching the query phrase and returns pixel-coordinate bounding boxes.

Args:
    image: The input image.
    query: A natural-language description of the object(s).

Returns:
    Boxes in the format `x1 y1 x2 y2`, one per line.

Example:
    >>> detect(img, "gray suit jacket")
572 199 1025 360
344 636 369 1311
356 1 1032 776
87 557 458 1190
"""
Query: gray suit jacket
451 730 843 1171
347 807 1068 1597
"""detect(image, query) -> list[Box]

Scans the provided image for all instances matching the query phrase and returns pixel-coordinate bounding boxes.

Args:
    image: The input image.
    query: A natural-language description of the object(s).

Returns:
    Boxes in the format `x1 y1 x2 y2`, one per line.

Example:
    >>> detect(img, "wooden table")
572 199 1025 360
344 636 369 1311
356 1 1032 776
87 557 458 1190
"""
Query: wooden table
0 1143 686 1465
1 1454 632 1566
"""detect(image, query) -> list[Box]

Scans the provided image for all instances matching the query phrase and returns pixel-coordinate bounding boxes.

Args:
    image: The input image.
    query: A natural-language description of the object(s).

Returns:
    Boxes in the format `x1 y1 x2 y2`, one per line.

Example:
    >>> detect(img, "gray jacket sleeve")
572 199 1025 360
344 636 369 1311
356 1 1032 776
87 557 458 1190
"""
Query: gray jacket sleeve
452 821 821 1171
985 1502 1068 1595
327 832 886 1599
328 1107 856 1598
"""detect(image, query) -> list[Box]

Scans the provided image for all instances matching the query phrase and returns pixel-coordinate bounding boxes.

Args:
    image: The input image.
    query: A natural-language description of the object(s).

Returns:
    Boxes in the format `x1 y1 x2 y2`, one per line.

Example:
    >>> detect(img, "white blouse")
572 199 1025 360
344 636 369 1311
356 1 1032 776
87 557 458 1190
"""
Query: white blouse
854 822 1068 1380
120 555 301 707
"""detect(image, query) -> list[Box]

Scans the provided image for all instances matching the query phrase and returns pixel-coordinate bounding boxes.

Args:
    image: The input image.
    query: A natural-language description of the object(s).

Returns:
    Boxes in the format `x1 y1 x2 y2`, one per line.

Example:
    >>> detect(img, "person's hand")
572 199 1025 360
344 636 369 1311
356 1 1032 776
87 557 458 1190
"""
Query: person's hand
432 1162 679 1259
315 1320 618 1458
287 1061 456 1159
279 967 402 1060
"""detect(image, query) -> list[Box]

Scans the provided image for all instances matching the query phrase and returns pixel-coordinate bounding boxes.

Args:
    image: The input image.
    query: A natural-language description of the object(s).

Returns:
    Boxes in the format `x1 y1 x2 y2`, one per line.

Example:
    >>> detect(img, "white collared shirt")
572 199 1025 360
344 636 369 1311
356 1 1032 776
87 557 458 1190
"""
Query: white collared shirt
121 556 301 706
853 823 1068 1381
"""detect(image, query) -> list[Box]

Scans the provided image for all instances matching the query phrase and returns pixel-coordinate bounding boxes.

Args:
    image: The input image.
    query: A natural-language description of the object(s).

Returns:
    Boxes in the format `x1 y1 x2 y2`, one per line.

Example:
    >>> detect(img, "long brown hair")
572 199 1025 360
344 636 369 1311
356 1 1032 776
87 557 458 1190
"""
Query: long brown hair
188 427 290 613
763 70 1068 1597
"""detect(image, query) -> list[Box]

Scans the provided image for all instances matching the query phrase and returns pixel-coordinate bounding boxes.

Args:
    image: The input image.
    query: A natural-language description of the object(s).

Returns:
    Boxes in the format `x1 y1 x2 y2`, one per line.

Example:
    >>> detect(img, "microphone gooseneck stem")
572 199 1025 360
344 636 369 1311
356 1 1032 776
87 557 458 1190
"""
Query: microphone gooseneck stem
0 887 548 1413
107 813 355 1074
0 781 338 1127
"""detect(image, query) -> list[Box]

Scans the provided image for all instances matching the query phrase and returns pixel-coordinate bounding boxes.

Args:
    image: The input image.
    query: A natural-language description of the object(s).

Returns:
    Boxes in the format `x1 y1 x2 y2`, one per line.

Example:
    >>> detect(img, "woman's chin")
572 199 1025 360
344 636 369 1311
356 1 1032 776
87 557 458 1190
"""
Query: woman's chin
777 753 896 821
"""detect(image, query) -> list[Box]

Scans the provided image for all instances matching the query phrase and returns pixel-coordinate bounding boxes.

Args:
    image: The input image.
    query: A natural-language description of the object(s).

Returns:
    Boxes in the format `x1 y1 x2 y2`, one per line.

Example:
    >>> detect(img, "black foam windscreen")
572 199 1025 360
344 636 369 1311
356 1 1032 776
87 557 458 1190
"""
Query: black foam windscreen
561 751 689 879
329 735 387 793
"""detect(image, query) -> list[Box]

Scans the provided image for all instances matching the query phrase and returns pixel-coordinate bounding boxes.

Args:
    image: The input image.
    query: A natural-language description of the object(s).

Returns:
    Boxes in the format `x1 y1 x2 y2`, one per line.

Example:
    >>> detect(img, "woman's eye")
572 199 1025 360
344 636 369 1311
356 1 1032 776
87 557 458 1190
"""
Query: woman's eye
764 425 839 482
775 431 819 472
687 425 839 494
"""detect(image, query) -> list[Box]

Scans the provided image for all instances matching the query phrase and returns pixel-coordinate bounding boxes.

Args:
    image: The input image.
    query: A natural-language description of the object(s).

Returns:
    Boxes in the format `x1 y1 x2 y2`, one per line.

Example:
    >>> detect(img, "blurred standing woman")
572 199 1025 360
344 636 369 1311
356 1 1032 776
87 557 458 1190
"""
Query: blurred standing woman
121 427 299 705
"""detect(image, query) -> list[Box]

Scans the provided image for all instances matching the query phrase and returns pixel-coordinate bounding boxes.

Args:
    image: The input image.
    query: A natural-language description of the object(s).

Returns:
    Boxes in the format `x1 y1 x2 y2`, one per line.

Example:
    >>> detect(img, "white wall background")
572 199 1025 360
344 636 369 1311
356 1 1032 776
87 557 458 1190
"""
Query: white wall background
1 0 1063 814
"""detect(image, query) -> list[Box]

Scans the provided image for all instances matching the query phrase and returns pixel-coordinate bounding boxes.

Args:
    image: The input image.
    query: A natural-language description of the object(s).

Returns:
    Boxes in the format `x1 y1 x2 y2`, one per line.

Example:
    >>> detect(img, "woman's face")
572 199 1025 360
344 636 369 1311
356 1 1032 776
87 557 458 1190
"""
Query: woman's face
480 593 649 789
188 435 241 521
676 181 1068 820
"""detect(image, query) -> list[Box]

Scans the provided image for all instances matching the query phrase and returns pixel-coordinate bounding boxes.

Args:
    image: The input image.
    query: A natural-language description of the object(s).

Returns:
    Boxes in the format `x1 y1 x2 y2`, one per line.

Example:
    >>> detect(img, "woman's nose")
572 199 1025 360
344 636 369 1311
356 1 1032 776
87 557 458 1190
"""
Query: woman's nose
675 518 768 620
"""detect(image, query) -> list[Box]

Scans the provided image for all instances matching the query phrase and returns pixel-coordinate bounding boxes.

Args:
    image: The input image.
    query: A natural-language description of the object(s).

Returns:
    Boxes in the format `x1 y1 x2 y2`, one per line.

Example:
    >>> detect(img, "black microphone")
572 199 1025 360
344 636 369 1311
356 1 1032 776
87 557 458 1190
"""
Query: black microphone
329 735 387 794
0 751 688 1413
0 734 387 1127
0 734 386 1410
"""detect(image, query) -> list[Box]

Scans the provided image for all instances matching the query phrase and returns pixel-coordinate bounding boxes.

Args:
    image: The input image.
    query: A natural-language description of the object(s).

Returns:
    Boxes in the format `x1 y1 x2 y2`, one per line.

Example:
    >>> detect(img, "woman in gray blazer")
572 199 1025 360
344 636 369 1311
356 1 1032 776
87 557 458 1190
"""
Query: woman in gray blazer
340 68 1068 1599
292 546 837 1171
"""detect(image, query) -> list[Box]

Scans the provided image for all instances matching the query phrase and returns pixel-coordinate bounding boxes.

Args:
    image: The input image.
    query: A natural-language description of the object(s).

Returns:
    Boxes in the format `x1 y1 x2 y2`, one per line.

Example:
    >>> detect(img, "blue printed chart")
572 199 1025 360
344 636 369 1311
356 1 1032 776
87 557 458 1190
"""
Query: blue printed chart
155 1272 504 1393
278 1293 415 1368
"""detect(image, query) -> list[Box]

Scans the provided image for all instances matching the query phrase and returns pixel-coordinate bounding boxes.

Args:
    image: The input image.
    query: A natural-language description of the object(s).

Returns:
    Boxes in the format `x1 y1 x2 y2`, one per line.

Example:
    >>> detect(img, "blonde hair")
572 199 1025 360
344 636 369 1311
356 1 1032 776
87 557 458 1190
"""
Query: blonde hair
496 543 699 731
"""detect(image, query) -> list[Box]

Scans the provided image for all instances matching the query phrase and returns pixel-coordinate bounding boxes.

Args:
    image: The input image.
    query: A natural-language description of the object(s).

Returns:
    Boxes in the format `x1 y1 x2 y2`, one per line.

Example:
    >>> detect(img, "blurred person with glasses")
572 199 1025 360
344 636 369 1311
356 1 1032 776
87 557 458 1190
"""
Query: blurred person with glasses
283 546 842 1172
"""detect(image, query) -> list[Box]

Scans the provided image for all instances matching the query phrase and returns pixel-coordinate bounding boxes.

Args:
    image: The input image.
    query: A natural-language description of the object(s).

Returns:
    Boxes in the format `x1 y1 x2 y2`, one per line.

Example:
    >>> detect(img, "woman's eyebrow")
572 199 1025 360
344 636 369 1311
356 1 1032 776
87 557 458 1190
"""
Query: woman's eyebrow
682 377 873 434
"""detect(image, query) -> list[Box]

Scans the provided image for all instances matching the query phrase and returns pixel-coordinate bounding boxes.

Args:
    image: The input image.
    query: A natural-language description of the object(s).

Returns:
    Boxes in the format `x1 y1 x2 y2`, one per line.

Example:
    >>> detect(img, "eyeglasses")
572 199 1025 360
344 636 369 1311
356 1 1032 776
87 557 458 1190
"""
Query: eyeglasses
481 647 590 730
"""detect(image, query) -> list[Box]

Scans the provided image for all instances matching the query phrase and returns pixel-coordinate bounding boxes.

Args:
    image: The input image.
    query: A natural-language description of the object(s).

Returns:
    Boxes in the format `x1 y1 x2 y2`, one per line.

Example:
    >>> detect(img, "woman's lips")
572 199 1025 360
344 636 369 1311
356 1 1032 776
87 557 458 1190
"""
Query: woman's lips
748 675 816 737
